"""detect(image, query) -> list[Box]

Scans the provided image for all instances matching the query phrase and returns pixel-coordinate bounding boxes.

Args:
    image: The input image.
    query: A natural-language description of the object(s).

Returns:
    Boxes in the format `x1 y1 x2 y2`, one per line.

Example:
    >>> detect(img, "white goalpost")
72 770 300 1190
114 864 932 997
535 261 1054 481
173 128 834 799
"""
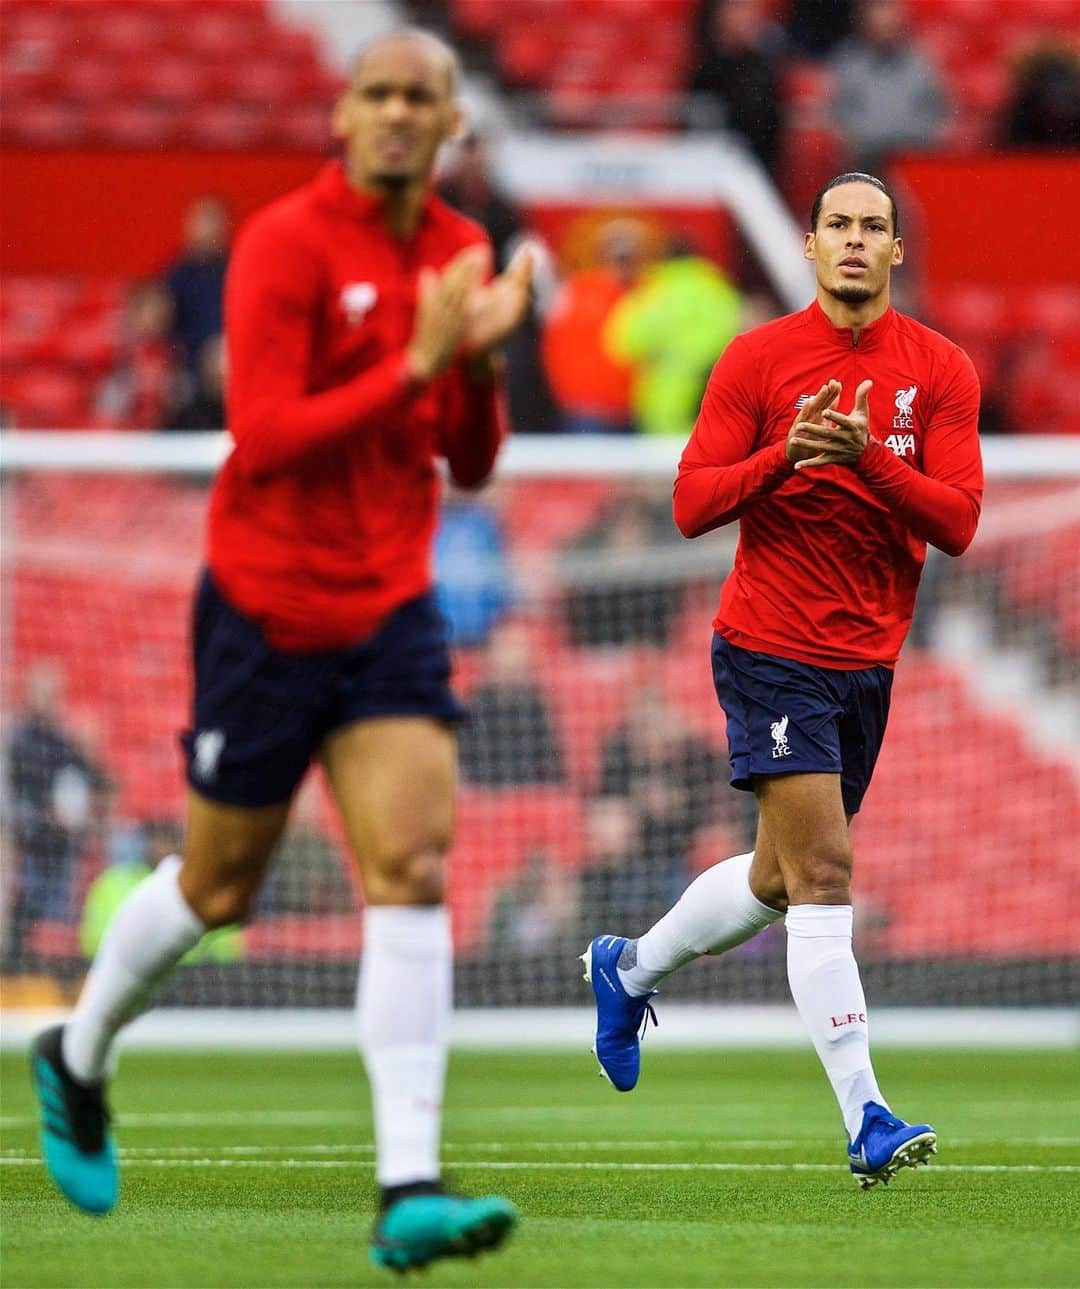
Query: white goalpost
2 432 1078 1050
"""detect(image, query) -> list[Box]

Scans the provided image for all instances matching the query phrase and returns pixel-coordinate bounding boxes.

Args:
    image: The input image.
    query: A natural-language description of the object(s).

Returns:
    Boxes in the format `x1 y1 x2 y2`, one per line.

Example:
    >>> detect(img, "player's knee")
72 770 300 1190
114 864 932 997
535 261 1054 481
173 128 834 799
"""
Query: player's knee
784 841 853 903
181 865 261 928
367 841 448 906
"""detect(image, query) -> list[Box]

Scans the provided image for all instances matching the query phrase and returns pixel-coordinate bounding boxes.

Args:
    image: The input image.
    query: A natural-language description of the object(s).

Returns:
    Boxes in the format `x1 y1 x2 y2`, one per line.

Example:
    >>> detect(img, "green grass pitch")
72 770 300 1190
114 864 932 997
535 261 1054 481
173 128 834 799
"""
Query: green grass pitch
2 1047 1078 1287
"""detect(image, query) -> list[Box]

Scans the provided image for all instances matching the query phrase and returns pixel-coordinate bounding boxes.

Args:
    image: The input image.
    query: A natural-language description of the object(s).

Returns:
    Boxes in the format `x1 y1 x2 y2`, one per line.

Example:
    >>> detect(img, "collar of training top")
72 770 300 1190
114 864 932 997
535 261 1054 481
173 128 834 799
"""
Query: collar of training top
808 298 896 352
312 160 438 231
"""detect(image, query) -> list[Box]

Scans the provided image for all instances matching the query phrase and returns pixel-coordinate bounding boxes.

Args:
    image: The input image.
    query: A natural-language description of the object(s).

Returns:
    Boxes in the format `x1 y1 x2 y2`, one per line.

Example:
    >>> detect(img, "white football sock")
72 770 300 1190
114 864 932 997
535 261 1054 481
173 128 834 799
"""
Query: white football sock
785 904 888 1140
62 855 206 1083
617 852 782 996
357 905 452 1189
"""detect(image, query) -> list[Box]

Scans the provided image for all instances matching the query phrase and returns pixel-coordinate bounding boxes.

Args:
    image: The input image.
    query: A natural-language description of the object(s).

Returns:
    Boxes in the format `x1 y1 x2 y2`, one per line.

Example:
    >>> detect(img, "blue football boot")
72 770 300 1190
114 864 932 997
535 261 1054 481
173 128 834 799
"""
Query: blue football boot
580 935 658 1092
848 1101 937 1188
30 1025 118 1215
370 1186 518 1272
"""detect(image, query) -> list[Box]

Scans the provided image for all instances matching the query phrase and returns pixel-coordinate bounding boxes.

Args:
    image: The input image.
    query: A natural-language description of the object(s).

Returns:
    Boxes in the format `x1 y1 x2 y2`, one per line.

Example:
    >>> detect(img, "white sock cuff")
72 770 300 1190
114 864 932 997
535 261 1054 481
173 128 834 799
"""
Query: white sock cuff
363 905 451 955
155 854 207 938
785 904 853 939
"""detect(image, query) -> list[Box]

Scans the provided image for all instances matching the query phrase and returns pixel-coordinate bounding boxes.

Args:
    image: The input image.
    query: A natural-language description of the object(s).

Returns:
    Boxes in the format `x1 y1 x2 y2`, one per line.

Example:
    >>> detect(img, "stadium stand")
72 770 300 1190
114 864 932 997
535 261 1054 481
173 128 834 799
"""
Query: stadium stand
1 1 1077 1009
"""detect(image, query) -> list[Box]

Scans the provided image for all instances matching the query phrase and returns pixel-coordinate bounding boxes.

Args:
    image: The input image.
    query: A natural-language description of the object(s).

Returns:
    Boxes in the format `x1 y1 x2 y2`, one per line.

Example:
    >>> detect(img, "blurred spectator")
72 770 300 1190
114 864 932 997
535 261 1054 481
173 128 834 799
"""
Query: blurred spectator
688 0 787 176
164 195 231 370
439 133 521 269
164 334 226 431
600 684 724 888
1003 46 1080 149
829 0 947 172
786 0 854 58
439 133 559 431
95 280 184 429
81 820 242 963
605 238 742 437
457 618 565 787
562 485 684 648
487 849 578 954
577 686 725 929
435 490 515 647
5 664 110 968
542 219 646 434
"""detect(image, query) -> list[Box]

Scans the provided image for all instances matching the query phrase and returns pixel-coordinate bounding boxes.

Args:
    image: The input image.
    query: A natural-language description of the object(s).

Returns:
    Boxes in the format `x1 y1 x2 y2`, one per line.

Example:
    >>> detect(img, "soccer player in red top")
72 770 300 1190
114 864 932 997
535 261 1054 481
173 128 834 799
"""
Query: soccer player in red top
32 30 530 1270
583 173 982 1188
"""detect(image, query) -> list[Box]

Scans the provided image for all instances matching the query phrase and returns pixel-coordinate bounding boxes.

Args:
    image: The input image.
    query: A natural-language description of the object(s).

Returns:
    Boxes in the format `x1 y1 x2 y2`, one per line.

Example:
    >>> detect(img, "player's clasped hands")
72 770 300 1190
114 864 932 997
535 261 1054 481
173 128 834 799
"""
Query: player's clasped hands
406 244 534 383
787 379 873 470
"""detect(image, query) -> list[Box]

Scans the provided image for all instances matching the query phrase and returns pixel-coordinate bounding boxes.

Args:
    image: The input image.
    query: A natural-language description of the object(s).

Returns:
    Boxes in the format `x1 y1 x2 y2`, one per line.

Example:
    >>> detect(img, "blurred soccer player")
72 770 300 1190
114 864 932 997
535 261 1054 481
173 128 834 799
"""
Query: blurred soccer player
31 28 531 1271
583 173 982 1189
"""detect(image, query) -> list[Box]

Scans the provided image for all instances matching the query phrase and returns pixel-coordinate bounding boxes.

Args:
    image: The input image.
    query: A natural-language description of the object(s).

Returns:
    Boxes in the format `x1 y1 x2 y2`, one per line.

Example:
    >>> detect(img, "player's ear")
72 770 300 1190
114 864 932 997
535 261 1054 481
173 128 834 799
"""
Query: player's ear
445 101 466 144
804 231 816 262
892 237 904 266
330 90 354 141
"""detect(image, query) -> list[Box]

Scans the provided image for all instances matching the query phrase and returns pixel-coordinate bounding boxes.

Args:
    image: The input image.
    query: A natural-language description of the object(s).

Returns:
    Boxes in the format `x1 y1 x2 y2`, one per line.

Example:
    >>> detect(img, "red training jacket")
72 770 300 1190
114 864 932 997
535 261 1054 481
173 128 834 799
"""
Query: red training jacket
208 161 506 651
674 300 983 669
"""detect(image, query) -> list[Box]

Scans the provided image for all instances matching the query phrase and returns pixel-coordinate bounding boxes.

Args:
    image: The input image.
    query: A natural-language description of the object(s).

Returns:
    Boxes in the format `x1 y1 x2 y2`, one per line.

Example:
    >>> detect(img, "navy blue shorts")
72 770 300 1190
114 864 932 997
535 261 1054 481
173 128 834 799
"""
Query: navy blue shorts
711 634 893 815
180 571 465 808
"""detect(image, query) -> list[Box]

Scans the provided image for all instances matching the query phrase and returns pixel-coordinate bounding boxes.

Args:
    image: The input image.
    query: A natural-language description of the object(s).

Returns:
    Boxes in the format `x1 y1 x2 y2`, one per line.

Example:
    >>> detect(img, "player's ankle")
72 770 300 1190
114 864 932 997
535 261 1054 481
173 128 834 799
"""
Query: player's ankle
380 1178 444 1210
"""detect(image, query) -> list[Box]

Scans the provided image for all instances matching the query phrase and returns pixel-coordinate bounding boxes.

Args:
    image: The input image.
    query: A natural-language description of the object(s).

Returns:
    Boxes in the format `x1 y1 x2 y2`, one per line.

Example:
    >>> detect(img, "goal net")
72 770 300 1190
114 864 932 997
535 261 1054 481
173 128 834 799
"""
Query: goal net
2 434 1078 1019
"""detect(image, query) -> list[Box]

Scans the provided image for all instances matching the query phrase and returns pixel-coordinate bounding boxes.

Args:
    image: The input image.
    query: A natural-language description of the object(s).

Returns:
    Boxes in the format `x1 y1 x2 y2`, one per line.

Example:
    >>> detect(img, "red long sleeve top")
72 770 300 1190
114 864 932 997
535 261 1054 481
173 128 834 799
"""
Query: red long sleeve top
207 161 506 651
675 301 983 669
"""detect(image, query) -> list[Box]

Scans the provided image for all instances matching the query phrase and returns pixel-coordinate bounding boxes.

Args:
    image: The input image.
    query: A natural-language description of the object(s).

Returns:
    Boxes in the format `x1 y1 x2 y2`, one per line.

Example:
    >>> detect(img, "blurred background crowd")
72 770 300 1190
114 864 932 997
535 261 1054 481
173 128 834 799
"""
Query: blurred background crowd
3 0 1079 439
2 0 1077 1005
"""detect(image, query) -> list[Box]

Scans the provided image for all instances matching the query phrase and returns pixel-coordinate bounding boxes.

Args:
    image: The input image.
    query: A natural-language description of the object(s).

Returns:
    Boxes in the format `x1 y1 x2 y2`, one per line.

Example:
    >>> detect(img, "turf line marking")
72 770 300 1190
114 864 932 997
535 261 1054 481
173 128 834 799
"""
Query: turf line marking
4 1137 1077 1159
2 1157 1077 1173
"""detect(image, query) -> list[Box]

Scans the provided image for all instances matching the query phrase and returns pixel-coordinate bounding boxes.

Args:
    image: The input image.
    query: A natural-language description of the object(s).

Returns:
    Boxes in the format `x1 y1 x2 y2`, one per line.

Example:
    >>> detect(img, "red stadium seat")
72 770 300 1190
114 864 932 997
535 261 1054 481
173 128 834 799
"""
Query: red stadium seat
9 367 90 428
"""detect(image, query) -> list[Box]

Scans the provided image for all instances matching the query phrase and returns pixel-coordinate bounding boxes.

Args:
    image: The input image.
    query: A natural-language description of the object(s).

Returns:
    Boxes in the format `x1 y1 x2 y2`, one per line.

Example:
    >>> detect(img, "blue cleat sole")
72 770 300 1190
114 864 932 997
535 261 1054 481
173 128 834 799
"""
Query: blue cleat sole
853 1130 938 1189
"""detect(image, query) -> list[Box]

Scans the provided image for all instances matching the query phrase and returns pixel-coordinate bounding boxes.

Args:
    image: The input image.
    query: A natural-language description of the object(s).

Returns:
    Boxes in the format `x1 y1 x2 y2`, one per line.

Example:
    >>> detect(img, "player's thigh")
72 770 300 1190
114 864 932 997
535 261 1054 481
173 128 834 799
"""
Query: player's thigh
179 788 292 927
320 716 457 905
753 773 852 903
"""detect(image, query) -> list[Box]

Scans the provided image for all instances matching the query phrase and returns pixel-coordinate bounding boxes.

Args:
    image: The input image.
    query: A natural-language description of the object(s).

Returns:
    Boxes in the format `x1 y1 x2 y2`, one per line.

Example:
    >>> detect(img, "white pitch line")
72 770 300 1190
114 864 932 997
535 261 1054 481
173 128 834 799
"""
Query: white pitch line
2 1157 1078 1174
0 1110 357 1129
4 1138 1080 1159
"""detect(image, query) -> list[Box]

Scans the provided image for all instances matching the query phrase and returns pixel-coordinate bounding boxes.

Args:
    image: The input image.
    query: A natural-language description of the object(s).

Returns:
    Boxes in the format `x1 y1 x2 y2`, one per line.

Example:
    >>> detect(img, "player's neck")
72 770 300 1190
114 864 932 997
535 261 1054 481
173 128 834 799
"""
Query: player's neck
816 288 891 344
345 163 428 238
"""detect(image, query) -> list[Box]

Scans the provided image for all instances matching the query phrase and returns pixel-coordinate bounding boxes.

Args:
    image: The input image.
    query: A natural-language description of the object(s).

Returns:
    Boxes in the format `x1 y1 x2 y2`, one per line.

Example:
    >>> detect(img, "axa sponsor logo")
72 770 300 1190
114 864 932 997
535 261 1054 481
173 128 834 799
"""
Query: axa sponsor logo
830 1011 867 1029
884 432 916 457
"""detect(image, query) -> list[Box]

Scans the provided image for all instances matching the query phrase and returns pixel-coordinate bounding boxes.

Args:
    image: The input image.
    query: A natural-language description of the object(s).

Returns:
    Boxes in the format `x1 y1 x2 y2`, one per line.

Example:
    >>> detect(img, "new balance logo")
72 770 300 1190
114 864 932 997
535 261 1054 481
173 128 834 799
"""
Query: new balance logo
830 1012 867 1028
770 715 791 759
193 729 225 782
884 433 916 457
794 394 812 410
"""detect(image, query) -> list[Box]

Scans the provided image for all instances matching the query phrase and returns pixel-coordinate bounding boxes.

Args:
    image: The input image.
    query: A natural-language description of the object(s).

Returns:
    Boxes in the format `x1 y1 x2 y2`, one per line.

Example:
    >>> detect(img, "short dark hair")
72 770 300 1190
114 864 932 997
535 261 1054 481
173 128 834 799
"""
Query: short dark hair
810 172 900 237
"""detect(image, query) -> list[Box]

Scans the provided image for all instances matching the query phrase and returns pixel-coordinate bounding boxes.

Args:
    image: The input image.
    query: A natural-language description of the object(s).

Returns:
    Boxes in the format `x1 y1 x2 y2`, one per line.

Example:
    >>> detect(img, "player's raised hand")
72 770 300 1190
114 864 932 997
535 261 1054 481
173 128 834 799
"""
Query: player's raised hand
785 381 841 465
462 245 535 357
407 245 489 381
790 379 873 470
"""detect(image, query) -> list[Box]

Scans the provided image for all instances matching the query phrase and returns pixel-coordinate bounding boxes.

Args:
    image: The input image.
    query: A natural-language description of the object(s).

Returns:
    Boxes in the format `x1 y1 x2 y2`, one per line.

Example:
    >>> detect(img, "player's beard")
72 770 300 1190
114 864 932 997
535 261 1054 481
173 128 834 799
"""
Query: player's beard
372 171 413 191
828 281 875 304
